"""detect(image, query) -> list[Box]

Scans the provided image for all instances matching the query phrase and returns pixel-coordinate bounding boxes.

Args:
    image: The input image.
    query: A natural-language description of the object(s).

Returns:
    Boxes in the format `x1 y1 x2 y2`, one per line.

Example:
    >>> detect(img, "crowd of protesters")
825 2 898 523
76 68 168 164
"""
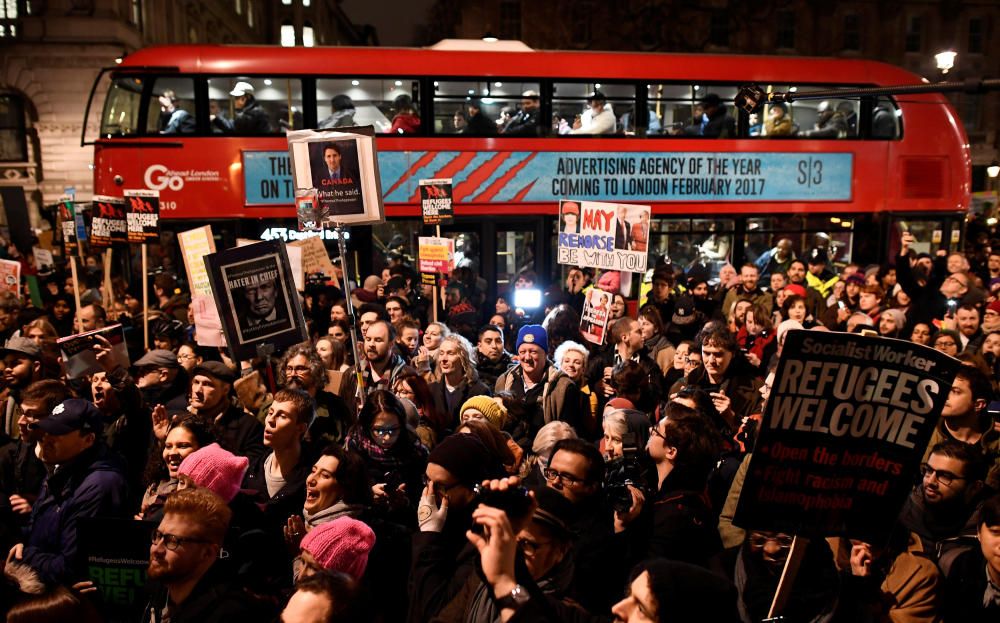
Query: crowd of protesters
0 226 999 623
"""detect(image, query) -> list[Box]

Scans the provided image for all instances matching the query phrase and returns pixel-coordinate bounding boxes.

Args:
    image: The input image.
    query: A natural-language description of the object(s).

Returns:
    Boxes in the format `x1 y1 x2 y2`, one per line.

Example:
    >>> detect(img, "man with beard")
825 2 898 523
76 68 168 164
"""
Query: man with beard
0 380 70 554
6 399 128 585
409 433 504 622
278 343 352 447
133 349 189 410
475 324 512 389
362 320 407 396
142 487 272 622
186 361 265 461
898 440 990 577
0 337 43 443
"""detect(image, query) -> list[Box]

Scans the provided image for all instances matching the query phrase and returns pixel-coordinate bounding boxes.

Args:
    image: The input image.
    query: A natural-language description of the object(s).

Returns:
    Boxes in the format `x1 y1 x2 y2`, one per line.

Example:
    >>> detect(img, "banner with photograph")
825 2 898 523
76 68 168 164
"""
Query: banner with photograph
733 330 961 544
420 178 454 225
287 127 385 226
178 225 216 298
557 200 650 273
418 236 455 275
124 189 160 244
91 195 127 247
0 259 20 297
580 288 611 345
204 241 307 361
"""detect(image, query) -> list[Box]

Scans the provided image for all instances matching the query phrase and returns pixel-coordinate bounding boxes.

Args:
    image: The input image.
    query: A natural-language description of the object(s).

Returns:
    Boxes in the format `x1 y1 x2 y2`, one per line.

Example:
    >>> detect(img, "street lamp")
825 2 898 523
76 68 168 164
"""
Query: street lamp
988 161 1000 179
934 50 957 74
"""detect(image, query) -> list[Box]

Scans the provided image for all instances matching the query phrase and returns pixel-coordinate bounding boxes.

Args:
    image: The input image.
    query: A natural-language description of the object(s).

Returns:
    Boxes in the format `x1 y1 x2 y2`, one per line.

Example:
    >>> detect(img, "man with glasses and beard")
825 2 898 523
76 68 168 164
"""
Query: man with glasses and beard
142 487 273 622
278 343 352 448
898 440 990 578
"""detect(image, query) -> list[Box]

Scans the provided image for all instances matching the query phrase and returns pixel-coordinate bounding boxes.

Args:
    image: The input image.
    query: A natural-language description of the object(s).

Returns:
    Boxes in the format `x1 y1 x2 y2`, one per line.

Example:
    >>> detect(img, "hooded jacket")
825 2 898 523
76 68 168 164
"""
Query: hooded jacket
23 443 128 584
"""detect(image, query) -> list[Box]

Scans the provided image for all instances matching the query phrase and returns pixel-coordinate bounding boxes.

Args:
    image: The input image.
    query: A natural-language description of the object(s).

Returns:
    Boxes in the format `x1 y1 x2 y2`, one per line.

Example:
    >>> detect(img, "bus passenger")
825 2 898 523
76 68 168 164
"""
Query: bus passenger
502 90 542 136
229 81 272 134
681 94 735 138
390 94 420 134
158 90 195 134
763 102 793 136
571 91 615 135
318 95 356 129
465 99 497 136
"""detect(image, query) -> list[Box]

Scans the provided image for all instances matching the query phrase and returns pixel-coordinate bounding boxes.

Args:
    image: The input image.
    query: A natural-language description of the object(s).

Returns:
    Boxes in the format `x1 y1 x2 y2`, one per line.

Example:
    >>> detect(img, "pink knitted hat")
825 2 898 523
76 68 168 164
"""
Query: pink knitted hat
177 443 249 503
300 517 376 580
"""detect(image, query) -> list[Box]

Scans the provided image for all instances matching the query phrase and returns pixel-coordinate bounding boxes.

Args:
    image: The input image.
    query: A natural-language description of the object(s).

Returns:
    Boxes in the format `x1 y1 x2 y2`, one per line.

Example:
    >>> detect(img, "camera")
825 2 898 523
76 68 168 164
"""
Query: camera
473 483 534 520
604 432 647 514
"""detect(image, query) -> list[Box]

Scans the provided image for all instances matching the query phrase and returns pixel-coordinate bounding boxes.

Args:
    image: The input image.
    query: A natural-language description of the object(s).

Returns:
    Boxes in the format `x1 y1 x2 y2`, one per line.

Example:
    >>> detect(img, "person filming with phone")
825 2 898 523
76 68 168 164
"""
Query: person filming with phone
896 231 970 326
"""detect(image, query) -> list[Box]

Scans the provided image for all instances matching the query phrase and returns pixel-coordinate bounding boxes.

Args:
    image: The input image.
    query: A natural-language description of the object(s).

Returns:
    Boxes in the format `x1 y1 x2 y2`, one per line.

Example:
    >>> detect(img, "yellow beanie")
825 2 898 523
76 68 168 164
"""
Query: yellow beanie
460 395 507 430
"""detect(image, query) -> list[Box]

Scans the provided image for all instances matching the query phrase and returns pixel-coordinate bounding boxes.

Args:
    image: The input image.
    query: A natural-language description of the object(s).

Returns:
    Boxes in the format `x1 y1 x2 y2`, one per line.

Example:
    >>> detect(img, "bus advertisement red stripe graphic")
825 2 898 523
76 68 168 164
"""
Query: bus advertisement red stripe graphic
453 152 513 202
472 153 537 202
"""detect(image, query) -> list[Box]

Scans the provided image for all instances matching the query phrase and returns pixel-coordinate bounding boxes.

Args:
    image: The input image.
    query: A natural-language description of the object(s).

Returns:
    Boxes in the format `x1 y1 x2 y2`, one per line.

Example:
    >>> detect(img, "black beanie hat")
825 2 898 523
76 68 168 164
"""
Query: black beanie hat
428 433 498 487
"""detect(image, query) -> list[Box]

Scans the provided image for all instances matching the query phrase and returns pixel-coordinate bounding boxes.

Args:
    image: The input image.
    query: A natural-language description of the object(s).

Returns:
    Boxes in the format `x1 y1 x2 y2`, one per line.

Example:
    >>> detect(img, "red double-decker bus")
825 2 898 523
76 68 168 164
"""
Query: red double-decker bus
84 42 969 296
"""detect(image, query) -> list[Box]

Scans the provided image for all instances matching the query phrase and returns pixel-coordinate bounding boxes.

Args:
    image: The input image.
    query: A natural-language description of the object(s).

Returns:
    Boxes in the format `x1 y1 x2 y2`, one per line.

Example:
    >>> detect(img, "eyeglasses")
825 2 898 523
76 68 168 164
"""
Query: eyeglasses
372 426 400 437
422 474 462 497
920 463 967 487
151 529 210 551
748 533 794 549
542 468 585 487
648 425 666 440
516 537 551 555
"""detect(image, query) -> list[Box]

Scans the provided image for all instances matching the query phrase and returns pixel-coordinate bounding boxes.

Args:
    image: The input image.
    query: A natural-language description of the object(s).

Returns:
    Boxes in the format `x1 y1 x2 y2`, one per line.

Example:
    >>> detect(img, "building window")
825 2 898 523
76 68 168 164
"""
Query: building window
247 0 254 28
1 0 19 38
303 22 314 47
842 14 861 51
904 15 922 53
280 22 295 47
962 94 980 132
968 17 983 54
499 0 520 40
303 0 310 6
709 9 729 47
234 0 242 15
776 10 795 49
0 94 28 162
281 0 291 5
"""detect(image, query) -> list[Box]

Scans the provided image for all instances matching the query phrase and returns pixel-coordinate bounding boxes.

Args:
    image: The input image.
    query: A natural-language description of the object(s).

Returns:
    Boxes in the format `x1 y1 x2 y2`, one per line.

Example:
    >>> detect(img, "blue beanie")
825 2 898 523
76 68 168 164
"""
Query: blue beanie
516 324 548 353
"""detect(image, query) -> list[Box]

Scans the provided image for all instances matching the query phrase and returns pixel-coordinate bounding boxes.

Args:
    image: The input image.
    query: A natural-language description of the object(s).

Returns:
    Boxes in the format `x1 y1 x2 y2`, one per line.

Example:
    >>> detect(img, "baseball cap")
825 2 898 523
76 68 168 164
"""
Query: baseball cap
31 399 102 436
134 349 178 369
1 337 41 360
192 361 237 384
229 81 254 97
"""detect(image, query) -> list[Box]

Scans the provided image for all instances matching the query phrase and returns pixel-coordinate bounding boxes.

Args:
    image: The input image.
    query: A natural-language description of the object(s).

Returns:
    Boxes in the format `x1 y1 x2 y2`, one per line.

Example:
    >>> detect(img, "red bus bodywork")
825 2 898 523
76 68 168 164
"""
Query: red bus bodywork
91 45 970 222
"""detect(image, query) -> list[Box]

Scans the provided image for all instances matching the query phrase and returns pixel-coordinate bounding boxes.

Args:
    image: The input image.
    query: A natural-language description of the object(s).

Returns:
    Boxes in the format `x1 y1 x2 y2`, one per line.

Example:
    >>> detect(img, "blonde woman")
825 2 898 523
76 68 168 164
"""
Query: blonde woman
554 340 599 438
426 334 490 427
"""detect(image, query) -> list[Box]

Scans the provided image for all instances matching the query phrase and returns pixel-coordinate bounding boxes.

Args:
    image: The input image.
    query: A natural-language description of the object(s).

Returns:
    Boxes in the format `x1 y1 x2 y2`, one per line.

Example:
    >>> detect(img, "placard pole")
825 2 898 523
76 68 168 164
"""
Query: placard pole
433 224 441 324
767 535 809 619
69 256 83 328
102 248 113 310
141 243 149 351
333 223 365 401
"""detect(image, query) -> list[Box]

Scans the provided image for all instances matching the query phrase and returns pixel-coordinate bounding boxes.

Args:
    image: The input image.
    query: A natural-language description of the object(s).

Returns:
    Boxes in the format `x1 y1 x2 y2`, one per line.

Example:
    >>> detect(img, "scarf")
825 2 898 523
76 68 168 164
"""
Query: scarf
303 499 363 528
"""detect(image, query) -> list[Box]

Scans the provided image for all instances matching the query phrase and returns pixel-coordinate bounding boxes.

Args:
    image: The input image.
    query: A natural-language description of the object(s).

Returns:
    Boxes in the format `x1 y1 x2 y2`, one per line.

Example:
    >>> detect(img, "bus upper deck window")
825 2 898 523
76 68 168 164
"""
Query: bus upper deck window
552 82 635 136
432 81 540 136
207 77 303 135
100 76 144 137
145 77 196 135
317 79 420 135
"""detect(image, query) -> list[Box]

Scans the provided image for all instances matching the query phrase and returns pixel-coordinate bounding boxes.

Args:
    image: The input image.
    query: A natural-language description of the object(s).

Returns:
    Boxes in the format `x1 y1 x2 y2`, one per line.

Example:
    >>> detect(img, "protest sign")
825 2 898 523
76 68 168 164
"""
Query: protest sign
287 127 385 226
0 259 20 297
124 189 160 244
58 324 130 379
80 518 155 623
580 288 611 345
733 330 961 544
290 236 337 281
91 195 127 247
177 225 216 297
420 178 454 225
58 197 77 253
286 243 304 292
32 247 53 273
204 240 307 361
192 294 226 347
557 200 650 273
418 237 455 275
295 187 321 231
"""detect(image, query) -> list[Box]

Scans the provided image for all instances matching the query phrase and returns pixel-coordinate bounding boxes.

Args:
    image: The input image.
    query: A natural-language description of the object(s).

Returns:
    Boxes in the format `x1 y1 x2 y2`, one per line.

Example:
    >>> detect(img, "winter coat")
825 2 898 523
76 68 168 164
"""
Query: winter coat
429 377 492 429
476 351 513 390
23 443 129 584
242 451 312 532
213 403 266 462
495 362 581 435
233 99 272 134
141 569 275 623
